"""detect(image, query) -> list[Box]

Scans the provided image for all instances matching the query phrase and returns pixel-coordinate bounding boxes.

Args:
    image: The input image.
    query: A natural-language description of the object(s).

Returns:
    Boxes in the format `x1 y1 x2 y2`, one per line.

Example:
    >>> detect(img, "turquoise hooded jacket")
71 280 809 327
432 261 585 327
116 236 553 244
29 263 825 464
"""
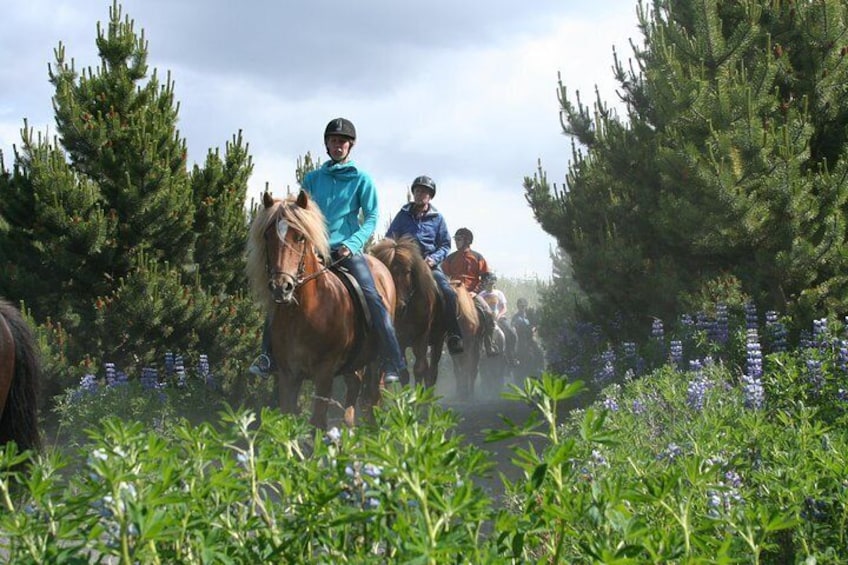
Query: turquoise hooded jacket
301 160 379 254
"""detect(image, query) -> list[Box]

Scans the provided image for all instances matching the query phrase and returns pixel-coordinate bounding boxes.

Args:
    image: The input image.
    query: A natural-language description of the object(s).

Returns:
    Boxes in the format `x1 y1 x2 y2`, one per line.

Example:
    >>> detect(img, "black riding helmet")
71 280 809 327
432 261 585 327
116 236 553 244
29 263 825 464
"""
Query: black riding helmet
324 117 356 141
454 227 473 244
481 272 497 284
411 175 436 197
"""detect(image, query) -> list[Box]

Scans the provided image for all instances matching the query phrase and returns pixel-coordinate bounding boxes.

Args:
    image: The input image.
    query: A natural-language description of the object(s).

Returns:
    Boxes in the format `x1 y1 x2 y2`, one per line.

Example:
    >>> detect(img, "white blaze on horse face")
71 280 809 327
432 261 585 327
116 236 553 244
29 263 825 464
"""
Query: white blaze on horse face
276 217 289 242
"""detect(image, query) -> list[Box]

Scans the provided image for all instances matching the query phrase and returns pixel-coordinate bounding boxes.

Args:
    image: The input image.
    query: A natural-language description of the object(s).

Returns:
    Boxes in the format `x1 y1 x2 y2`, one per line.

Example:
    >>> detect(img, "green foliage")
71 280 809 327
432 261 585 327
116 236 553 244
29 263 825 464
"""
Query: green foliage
527 0 848 338
6 307 848 562
2 388 499 563
0 2 258 396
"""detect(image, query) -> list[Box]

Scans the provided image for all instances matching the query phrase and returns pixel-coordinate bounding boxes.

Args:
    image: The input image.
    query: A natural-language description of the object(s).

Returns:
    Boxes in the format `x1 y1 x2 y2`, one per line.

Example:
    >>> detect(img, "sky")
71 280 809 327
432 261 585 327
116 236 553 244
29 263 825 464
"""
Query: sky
0 0 640 280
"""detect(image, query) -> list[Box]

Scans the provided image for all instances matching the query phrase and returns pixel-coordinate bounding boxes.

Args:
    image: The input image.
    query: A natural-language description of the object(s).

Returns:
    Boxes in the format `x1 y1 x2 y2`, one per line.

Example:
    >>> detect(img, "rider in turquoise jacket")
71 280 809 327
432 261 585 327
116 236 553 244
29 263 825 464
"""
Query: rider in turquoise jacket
302 160 378 255
249 118 406 381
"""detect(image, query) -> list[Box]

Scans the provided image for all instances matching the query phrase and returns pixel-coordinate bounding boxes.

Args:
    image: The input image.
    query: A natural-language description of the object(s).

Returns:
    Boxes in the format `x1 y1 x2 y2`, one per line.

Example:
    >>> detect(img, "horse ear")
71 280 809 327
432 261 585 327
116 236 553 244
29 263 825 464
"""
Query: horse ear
296 190 310 209
263 192 274 209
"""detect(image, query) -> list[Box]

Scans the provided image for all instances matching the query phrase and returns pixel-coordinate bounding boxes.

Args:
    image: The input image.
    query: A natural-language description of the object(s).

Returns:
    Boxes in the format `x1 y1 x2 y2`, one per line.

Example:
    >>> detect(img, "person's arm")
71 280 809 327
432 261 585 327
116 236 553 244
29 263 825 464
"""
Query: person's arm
473 255 489 294
385 209 404 240
429 216 451 266
343 174 379 254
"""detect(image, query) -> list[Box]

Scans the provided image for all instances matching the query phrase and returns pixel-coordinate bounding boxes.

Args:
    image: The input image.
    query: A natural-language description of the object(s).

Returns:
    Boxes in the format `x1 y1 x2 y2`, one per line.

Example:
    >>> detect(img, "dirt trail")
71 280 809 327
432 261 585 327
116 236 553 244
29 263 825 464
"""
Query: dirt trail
434 377 549 503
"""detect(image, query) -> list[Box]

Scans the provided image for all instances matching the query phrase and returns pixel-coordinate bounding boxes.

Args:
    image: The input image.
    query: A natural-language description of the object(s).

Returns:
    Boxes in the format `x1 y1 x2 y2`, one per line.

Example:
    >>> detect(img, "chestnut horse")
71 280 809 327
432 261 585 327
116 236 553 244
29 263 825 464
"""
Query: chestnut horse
450 283 486 400
246 191 396 429
0 299 41 453
371 236 446 388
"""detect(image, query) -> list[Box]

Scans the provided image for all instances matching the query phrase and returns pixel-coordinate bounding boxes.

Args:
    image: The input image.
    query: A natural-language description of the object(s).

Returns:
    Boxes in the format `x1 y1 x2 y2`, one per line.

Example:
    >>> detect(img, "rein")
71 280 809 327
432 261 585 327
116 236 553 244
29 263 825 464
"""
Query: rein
265 231 346 293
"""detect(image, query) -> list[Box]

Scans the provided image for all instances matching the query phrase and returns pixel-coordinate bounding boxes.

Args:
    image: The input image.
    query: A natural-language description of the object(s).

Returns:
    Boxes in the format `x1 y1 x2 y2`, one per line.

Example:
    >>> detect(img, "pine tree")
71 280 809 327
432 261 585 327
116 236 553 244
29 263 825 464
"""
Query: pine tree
0 2 259 380
526 0 848 337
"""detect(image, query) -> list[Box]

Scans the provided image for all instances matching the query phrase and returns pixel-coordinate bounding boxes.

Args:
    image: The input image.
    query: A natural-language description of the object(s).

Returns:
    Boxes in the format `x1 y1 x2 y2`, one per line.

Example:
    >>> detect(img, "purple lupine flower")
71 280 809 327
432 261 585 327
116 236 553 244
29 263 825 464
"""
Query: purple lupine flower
140 367 159 390
765 310 788 353
113 370 129 386
713 303 729 344
812 318 829 351
595 348 616 385
198 353 216 388
631 398 647 415
837 340 848 375
707 490 723 518
805 358 824 395
164 352 175 375
669 340 683 370
742 330 764 409
659 442 683 461
175 354 186 387
744 302 758 330
602 396 619 412
590 449 609 468
105 362 117 386
621 341 645 377
799 329 813 350
687 374 710 411
745 330 763 380
80 373 99 393
651 318 664 340
324 426 342 445
724 470 742 488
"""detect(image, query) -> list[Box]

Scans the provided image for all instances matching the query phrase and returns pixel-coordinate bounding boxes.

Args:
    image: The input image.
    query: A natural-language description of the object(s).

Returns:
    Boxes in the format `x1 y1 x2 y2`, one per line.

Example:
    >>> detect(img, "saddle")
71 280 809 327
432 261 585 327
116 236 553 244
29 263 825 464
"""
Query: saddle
329 264 373 375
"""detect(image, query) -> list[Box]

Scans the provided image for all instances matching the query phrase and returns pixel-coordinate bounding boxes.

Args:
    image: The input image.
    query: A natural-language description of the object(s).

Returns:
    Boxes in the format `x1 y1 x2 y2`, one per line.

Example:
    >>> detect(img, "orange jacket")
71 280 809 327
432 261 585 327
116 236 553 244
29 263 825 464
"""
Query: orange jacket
441 248 489 294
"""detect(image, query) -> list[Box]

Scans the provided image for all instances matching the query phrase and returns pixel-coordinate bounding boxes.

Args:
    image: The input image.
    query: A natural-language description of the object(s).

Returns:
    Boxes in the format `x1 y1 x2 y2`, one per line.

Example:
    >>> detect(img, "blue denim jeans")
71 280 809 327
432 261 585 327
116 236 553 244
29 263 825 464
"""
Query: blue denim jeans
337 252 406 374
433 268 462 338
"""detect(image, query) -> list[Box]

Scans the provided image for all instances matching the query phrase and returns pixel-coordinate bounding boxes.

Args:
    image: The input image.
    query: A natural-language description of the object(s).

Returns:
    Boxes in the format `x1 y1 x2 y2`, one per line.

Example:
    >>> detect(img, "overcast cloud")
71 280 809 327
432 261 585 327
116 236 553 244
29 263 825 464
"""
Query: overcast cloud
1 0 640 279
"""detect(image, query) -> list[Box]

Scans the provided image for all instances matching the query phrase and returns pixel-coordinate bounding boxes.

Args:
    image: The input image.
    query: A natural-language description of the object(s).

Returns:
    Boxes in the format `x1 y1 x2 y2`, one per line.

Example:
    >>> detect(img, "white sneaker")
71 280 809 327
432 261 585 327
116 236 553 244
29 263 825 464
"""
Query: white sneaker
248 354 272 377
383 372 400 384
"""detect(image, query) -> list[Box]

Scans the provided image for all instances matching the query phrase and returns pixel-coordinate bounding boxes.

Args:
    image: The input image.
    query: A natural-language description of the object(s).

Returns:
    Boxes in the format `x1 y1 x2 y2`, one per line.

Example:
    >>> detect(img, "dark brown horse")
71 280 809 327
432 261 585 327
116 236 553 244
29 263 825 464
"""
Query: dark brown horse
371 236 446 388
246 190 396 429
450 283 485 400
0 299 41 453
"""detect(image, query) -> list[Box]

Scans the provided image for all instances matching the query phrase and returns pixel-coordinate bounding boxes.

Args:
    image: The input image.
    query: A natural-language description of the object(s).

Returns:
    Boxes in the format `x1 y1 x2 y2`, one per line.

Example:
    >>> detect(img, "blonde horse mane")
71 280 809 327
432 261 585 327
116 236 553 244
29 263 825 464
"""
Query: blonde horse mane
371 236 438 303
246 192 329 310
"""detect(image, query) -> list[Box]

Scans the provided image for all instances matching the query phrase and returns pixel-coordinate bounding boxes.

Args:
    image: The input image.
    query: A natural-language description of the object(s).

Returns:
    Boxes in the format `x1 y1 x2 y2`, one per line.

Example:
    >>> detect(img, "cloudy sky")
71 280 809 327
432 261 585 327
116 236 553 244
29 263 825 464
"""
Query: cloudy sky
0 1 640 279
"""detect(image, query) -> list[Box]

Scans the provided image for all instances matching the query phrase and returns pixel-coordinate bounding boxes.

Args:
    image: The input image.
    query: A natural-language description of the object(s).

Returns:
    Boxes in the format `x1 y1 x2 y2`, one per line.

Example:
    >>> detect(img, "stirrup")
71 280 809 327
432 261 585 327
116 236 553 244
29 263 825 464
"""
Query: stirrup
248 353 272 377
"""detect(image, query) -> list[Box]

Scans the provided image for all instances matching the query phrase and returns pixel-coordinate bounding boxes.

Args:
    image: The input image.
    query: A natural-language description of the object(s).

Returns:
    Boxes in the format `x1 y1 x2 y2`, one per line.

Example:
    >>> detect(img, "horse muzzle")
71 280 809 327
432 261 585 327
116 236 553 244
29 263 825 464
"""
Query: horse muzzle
269 273 297 304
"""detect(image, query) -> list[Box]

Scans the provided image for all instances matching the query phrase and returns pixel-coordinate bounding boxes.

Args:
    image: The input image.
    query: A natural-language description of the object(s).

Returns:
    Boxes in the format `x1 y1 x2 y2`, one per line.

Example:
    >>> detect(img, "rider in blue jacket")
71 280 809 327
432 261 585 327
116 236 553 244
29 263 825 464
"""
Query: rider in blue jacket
249 118 406 382
386 175 464 355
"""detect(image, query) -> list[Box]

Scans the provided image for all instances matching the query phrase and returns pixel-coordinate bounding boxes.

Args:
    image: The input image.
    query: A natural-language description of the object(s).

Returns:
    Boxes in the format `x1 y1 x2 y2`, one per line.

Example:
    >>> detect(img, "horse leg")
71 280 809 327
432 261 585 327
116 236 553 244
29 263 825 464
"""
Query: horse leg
428 340 444 389
277 372 301 415
310 376 333 430
412 341 429 387
342 371 361 428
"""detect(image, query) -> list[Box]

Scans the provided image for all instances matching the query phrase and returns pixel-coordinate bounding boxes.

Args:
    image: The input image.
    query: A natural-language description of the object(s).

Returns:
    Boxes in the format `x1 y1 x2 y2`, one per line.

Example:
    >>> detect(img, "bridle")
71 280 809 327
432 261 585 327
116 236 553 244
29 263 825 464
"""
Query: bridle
265 217 345 303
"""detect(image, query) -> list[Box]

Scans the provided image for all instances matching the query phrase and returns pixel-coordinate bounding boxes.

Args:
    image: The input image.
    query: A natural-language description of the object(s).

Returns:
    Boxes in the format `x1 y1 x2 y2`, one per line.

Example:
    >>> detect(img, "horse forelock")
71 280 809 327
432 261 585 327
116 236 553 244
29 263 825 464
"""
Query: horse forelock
373 237 437 303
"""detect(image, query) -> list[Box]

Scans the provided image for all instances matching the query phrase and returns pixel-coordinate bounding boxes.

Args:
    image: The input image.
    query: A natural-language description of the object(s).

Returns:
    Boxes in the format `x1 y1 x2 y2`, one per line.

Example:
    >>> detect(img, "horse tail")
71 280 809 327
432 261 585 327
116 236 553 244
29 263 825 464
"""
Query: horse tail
0 301 42 453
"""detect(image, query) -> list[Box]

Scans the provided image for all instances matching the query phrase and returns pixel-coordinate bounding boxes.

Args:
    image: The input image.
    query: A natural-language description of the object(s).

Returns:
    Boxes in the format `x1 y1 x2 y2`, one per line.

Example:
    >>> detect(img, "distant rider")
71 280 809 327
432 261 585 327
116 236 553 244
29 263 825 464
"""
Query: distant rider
479 272 517 365
386 175 464 355
441 227 498 356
